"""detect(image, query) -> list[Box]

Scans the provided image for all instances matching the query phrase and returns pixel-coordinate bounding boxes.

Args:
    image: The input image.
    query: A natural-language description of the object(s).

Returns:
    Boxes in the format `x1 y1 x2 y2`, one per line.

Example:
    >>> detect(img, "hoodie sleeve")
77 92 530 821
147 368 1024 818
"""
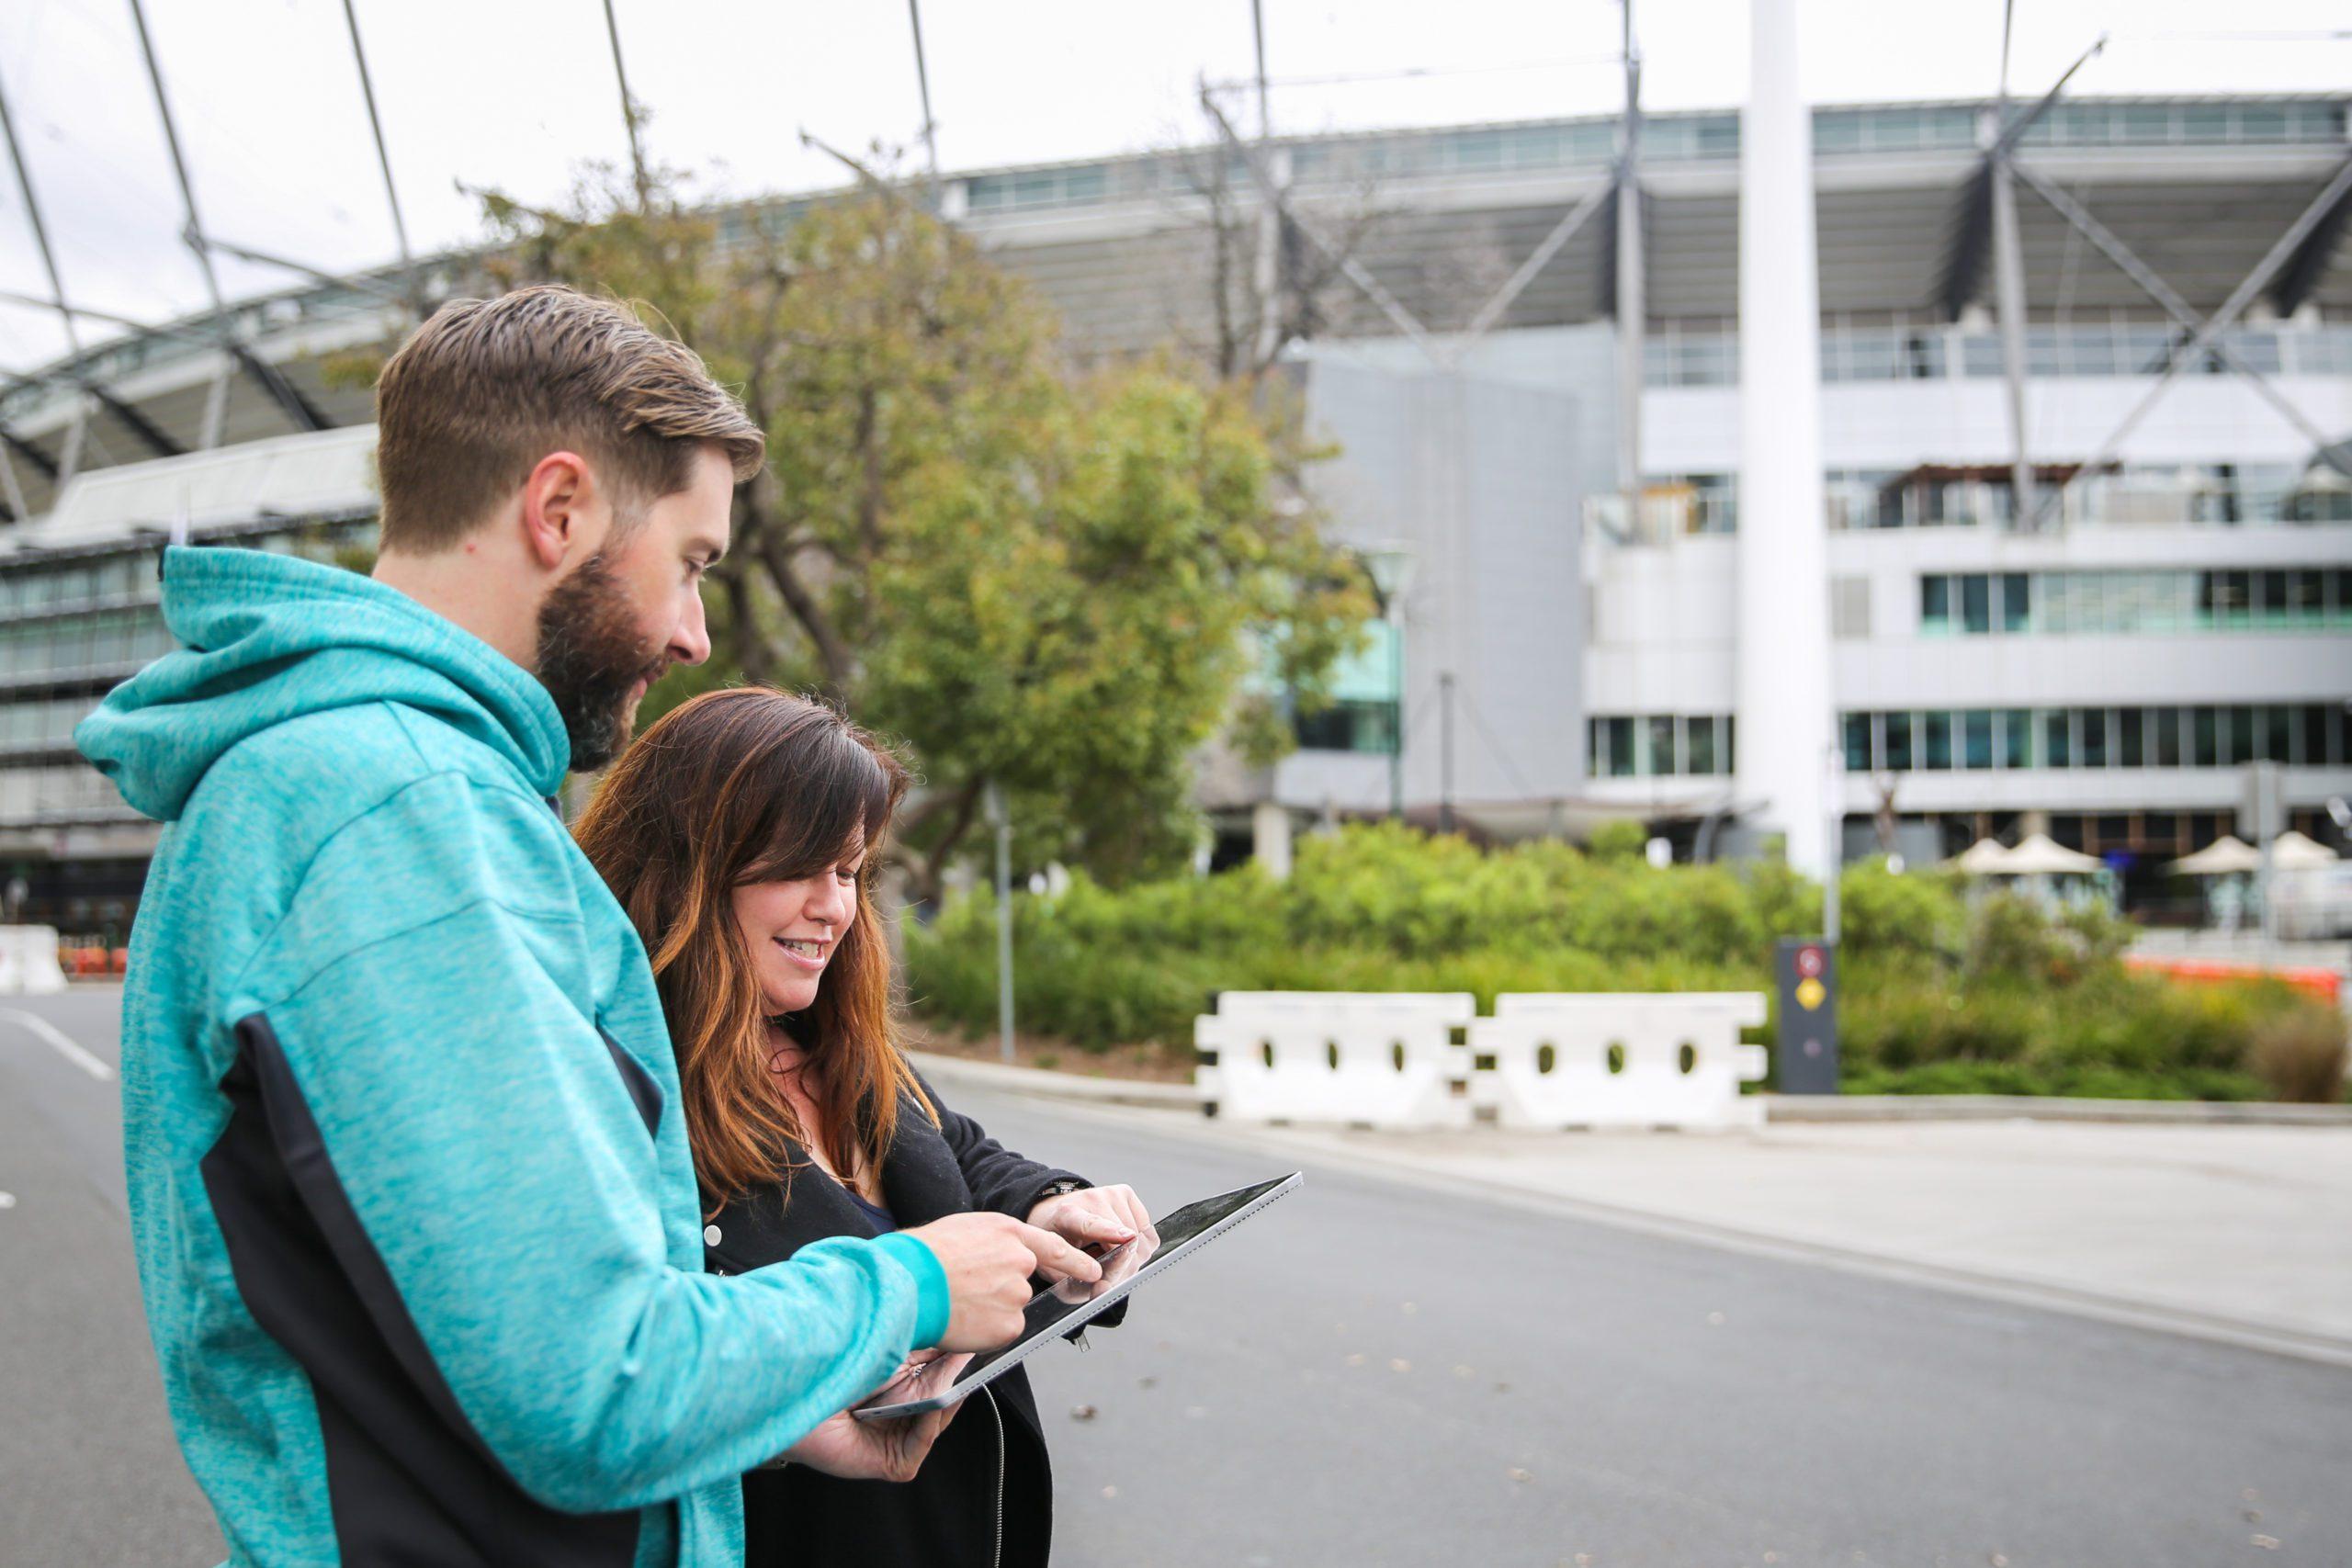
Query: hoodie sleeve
220 770 935 1513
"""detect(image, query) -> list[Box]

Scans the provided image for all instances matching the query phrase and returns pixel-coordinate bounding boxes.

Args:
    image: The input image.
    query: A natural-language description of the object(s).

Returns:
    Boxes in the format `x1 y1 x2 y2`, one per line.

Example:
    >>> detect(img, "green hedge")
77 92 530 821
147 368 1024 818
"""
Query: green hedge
903 821 2343 1101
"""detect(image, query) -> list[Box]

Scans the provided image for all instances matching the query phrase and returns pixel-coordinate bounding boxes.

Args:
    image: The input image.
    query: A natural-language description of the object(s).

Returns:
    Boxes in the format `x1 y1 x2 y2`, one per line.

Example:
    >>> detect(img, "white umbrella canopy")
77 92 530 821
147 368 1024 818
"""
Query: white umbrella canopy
2167 835 2263 876
2269 830 2342 871
1950 838 2020 874
2001 833 2106 875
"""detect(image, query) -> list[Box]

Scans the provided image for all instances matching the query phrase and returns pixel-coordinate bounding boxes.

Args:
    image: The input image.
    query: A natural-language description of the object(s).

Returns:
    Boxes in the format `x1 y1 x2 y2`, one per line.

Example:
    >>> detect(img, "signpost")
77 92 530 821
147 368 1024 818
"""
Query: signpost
1775 936 1838 1094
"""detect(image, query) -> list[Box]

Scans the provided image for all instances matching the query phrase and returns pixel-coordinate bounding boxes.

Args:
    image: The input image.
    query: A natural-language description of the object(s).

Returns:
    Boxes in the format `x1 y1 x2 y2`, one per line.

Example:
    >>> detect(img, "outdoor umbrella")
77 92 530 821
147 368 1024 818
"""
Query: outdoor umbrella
2267 830 2341 872
1950 838 2020 875
2000 833 2105 875
2165 835 2262 876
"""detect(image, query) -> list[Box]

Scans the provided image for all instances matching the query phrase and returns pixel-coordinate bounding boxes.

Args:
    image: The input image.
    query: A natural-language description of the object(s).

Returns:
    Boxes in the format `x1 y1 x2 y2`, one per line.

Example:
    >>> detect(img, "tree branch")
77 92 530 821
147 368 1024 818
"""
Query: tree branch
755 533 855 692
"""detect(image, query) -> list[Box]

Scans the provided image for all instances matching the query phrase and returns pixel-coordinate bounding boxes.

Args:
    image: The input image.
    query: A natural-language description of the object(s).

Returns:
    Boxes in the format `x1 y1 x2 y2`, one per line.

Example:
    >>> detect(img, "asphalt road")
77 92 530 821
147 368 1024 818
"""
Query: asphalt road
4 988 2347 1567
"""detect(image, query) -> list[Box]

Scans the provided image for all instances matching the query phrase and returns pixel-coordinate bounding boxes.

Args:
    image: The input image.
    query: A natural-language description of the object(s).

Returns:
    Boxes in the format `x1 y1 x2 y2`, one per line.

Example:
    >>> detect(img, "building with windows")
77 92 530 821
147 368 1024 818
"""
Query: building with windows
2 92 2348 916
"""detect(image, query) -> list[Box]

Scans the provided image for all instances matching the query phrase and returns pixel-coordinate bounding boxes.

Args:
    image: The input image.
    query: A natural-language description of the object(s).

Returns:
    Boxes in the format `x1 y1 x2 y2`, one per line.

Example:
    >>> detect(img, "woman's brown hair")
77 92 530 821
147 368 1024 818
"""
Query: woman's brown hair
574 686 934 1212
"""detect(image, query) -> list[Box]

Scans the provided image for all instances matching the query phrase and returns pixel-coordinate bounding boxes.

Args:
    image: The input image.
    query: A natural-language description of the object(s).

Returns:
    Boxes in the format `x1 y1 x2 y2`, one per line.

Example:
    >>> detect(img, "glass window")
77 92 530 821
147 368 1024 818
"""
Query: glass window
1814 111 1863 153
1922 712 1953 770
1962 710 1993 770
2285 569 2324 622
2039 573 2073 634
2000 573 2030 632
1686 716 1718 776
2191 705 2219 767
1647 716 1679 777
2183 103 2231 141
2260 705 2292 764
2207 570 2253 626
2042 709 2072 768
1960 574 1991 635
1842 713 1872 773
2224 706 2255 764
1920 576 1952 633
2073 574 2107 634
2255 570 2289 624
2335 570 2352 619
2119 707 2144 768
1999 709 2031 769
1883 712 1914 771
2297 705 2329 767
2239 105 2290 142
2153 707 2181 767
1724 716 1736 774
2080 708 2109 768
1605 716 1634 777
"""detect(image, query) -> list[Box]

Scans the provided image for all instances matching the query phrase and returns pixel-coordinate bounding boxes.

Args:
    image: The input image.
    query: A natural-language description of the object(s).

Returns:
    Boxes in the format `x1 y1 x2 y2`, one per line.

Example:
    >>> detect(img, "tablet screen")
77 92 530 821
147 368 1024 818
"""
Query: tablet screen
856 1172 1301 1419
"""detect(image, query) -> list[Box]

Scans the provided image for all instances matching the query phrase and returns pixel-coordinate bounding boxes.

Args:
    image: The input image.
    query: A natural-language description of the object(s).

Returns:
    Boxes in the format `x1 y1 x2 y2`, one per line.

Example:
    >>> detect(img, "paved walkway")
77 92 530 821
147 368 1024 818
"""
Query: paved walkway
922 1055 2352 1366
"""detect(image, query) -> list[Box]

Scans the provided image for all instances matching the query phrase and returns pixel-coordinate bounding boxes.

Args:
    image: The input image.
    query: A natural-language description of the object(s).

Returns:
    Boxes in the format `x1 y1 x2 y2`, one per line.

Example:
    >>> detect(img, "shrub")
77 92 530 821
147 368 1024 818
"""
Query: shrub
899 821 2317 1100
2246 1001 2350 1103
1587 819 1649 862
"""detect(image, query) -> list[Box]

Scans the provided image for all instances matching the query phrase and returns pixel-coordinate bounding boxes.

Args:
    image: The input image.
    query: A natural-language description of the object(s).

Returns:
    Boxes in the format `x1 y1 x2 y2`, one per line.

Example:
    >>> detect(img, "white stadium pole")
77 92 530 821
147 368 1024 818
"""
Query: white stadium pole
1736 0 1834 881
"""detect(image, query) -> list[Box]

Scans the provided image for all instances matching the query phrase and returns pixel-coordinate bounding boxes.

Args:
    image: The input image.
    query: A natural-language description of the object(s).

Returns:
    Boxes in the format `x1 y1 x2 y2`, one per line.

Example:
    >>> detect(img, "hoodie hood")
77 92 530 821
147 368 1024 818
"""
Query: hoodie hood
78 547 570 821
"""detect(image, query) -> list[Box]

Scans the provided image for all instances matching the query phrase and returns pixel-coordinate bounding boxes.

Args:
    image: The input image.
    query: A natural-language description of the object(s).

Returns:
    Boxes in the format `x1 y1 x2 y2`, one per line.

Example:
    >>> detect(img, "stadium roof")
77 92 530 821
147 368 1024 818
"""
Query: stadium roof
1 92 2346 525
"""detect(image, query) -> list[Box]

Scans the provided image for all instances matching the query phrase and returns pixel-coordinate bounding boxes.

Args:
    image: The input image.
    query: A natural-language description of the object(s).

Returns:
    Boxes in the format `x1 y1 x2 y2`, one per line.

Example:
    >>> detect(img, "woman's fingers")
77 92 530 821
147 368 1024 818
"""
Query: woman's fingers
1010 1218 1104 1282
1097 1184 1159 1256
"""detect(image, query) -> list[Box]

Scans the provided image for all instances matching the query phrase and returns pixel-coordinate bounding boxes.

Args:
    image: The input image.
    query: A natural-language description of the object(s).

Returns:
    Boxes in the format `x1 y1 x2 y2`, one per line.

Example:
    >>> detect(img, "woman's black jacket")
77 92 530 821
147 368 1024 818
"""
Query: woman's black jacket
701 1077 1123 1568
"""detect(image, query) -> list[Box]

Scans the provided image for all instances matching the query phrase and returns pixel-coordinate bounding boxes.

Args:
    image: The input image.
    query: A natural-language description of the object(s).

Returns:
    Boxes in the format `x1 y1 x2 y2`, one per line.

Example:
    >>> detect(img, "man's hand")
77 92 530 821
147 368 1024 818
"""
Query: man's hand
1029 1183 1158 1264
772 1350 973 1481
898 1211 1101 1350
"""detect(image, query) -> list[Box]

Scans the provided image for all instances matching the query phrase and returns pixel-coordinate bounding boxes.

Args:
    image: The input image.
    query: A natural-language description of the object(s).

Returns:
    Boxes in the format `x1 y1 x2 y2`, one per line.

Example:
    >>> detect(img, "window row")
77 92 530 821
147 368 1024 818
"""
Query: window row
1645 322 2352 389
1920 569 2352 637
1636 464 2351 535
1587 715 1736 779
1841 705 2348 774
0 763 132 822
0 610 174 679
0 695 99 751
1295 698 1401 756
0 552 159 615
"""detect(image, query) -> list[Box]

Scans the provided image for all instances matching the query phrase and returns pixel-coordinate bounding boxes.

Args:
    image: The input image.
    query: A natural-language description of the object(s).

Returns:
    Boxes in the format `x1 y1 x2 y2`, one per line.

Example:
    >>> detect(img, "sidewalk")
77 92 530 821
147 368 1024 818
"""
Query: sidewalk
922 1052 2352 1366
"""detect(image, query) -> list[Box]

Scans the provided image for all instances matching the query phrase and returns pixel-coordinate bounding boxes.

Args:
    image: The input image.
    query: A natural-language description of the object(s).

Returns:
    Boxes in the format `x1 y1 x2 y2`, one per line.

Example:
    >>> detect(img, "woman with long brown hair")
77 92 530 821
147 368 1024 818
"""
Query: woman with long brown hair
575 686 1153 1568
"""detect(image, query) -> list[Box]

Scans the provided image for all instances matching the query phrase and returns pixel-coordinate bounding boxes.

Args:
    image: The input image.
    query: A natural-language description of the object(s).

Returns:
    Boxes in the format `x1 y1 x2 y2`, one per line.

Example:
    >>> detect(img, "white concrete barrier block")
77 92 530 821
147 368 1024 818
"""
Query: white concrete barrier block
0 926 68 995
1472 992 1768 1131
1195 991 1476 1130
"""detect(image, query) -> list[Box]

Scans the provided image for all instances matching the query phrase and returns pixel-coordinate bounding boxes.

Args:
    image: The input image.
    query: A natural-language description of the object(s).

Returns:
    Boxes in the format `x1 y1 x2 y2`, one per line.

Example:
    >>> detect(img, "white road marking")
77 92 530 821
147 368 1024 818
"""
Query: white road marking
0 1007 116 1082
0 1191 17 1209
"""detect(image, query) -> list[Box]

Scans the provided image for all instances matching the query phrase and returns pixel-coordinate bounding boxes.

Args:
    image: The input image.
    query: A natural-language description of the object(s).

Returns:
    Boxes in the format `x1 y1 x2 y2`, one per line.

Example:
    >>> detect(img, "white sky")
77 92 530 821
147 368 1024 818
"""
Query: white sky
1 0 2347 372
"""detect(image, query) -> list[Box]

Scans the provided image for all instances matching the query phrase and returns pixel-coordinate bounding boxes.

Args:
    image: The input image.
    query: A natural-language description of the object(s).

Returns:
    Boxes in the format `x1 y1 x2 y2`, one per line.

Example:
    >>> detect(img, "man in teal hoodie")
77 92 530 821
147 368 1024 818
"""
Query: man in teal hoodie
77 286 1094 1567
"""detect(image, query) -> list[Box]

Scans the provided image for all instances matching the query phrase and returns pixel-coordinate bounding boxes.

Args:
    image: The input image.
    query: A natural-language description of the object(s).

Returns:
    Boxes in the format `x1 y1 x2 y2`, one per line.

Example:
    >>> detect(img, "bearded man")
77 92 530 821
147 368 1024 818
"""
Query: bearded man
76 286 1091 1568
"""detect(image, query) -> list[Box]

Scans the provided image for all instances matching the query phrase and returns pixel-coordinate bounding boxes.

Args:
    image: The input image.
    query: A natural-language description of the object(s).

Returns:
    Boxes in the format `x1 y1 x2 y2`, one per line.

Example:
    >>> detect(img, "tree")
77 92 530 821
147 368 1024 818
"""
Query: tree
475 160 1369 896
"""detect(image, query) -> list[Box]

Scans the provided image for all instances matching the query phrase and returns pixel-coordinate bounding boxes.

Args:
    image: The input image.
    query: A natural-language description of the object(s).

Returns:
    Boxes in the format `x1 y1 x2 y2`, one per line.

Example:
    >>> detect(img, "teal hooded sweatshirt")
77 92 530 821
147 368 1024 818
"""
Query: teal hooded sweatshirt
78 547 950 1568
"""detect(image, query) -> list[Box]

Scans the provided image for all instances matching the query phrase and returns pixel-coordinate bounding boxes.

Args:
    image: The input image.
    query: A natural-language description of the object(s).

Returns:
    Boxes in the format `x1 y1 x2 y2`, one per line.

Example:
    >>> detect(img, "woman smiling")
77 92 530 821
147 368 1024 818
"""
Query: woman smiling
575 686 1151 1568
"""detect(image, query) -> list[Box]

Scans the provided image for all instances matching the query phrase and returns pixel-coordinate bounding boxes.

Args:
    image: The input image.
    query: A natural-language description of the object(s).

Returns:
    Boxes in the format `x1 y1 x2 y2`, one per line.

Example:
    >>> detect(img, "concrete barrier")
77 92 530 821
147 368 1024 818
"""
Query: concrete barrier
0 926 69 995
1195 991 1476 1129
1470 992 1768 1130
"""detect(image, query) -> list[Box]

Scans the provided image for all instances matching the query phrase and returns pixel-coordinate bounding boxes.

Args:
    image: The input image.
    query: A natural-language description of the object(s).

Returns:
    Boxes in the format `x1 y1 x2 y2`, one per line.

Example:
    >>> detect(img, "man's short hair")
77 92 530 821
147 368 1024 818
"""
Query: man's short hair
372 284 764 553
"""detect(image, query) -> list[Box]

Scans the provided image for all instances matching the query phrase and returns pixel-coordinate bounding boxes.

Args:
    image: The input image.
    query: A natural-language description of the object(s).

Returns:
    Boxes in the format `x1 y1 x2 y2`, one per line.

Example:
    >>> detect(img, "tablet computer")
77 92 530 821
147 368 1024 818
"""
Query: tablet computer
854 1171 1303 1421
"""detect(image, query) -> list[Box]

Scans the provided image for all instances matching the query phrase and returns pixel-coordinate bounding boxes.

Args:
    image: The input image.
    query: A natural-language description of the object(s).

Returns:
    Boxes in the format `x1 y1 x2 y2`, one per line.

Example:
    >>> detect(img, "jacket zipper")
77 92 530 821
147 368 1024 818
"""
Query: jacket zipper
982 1384 1005 1568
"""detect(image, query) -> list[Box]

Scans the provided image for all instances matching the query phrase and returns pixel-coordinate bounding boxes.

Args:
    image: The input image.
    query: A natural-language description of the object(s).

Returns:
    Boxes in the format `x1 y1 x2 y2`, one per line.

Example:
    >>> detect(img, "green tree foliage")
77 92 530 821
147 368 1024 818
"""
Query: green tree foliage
452 160 1369 891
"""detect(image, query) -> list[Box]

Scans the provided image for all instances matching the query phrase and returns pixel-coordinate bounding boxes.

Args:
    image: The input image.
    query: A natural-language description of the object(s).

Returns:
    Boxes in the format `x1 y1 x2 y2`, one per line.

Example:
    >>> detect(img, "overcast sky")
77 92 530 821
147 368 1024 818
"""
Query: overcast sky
2 0 2347 372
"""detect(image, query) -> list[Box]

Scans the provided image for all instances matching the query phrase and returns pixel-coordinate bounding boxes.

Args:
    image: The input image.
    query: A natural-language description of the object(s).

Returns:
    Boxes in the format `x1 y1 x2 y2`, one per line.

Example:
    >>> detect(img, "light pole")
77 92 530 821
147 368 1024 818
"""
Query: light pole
1362 546 1415 820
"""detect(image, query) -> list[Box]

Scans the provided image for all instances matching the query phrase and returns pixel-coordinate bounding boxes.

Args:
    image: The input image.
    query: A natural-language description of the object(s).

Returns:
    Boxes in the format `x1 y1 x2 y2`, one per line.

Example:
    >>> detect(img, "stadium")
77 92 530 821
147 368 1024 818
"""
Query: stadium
1 85 2348 934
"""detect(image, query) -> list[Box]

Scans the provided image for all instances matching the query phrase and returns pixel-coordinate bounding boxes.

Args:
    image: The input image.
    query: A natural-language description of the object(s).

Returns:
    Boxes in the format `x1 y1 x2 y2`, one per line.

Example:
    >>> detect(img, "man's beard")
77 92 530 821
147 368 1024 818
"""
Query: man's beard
535 547 669 773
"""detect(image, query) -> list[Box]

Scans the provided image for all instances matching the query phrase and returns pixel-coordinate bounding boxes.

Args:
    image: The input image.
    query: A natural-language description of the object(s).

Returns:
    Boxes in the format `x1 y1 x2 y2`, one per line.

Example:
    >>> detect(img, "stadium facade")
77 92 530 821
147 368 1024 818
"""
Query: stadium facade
2 93 2349 933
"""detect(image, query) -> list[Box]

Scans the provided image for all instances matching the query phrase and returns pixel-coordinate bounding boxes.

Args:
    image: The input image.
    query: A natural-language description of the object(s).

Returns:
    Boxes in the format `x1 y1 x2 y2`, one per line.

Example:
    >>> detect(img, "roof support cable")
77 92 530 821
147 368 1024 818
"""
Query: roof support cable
2029 152 2352 528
